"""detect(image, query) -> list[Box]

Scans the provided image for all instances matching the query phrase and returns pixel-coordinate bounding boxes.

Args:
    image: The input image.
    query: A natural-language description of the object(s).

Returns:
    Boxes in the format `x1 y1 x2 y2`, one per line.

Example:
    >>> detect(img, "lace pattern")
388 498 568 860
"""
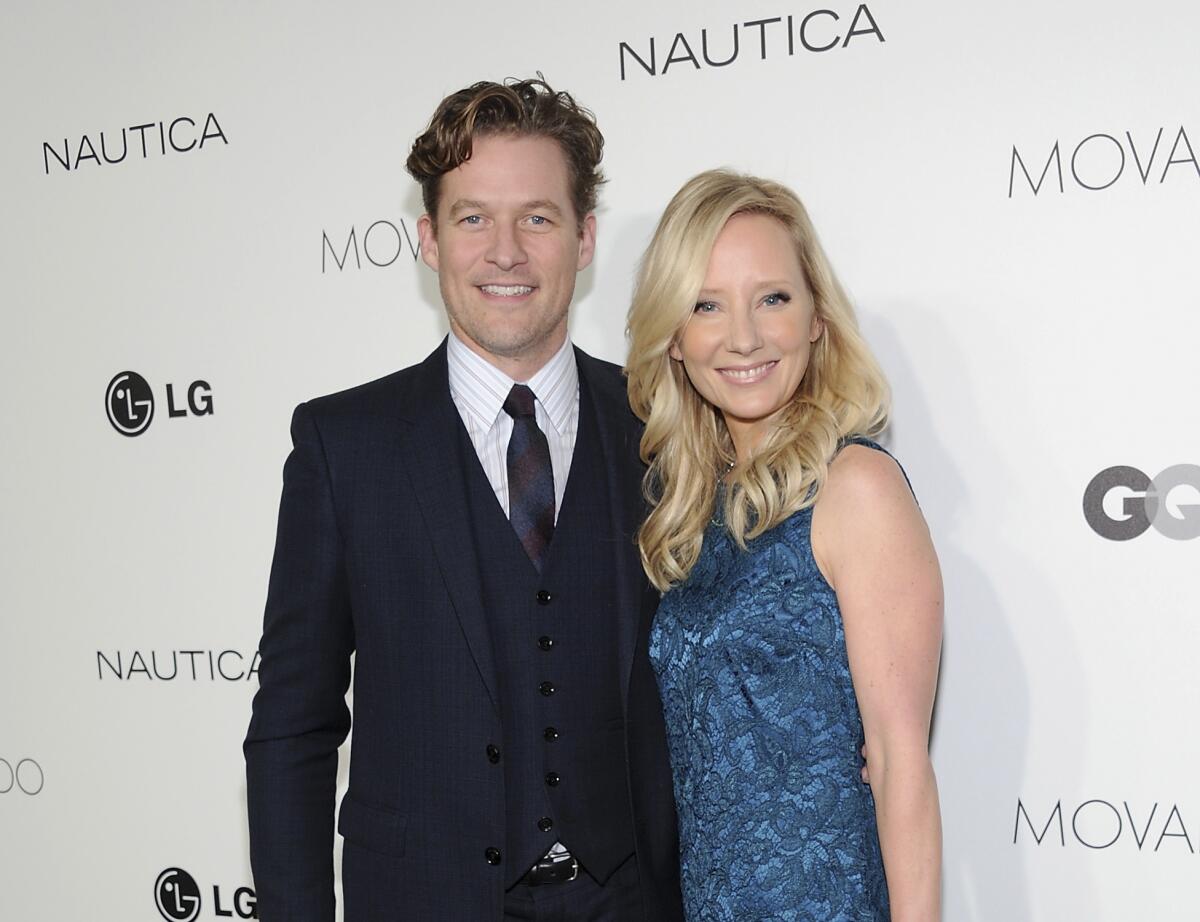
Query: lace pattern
650 502 890 921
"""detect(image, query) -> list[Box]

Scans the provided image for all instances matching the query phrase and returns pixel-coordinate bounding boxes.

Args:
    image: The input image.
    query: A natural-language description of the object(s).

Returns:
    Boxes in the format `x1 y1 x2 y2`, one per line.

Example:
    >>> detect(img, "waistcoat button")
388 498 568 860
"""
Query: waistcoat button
537 816 554 832
485 847 502 865
544 726 559 741
539 681 555 697
536 590 553 605
485 744 501 764
545 771 561 787
537 636 553 651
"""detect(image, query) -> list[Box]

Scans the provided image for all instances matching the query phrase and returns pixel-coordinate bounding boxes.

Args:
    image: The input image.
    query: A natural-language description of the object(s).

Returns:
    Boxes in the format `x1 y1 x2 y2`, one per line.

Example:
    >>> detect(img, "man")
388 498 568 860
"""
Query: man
245 78 684 922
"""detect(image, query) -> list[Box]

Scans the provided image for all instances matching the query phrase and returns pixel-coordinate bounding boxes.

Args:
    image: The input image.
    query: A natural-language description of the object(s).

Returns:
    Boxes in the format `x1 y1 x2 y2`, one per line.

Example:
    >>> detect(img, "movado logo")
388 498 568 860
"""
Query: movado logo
1014 798 1194 852
1083 465 1200 540
0 758 44 795
321 216 421 273
1009 124 1198 197
105 371 213 437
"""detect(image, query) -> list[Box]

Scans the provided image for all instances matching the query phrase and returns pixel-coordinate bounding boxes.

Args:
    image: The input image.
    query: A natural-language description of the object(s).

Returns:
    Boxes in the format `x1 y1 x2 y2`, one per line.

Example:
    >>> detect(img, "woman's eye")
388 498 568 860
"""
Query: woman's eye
763 291 792 307
694 301 718 313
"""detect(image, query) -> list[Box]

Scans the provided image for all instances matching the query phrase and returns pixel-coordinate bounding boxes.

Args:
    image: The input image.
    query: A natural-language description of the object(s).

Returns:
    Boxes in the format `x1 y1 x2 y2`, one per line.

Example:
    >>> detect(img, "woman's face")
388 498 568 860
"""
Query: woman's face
670 213 822 460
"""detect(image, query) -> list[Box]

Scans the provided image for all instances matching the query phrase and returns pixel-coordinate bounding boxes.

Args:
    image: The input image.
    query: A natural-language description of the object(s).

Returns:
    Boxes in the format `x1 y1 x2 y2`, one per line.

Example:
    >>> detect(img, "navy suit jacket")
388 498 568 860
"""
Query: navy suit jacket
244 341 683 921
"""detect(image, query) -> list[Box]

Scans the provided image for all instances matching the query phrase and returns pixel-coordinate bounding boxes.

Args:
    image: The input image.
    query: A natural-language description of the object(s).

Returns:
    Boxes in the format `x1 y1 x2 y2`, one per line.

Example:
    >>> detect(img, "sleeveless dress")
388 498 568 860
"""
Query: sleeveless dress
649 443 894 921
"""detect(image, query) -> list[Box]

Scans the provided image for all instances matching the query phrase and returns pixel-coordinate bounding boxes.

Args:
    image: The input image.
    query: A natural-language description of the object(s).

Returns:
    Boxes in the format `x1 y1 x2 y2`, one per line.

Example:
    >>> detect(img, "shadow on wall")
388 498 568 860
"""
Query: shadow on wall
576 209 659 363
862 303 1096 922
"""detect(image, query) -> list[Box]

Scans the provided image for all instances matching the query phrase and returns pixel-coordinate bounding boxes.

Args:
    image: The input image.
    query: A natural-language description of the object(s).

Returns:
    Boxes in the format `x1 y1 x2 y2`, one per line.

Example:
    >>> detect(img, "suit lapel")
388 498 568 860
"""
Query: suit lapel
395 343 647 716
576 350 646 712
396 341 500 713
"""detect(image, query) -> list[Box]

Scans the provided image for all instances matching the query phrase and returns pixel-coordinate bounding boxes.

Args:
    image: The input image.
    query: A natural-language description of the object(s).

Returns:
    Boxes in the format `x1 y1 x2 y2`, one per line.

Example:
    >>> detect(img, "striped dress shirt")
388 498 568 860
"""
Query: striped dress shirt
446 331 579 523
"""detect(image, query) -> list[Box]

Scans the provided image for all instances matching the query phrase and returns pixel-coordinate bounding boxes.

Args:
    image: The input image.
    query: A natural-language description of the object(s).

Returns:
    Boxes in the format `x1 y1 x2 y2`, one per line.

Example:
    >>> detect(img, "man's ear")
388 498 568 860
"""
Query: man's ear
576 213 597 271
417 214 439 271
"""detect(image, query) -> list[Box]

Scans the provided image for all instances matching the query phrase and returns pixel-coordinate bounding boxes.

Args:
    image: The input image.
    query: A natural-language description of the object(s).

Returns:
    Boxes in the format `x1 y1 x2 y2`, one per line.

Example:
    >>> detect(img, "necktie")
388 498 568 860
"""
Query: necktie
503 384 555 570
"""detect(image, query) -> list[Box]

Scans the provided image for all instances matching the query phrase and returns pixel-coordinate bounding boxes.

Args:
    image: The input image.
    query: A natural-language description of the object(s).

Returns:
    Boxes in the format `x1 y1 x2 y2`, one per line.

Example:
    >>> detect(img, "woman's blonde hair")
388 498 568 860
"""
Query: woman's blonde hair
626 169 890 591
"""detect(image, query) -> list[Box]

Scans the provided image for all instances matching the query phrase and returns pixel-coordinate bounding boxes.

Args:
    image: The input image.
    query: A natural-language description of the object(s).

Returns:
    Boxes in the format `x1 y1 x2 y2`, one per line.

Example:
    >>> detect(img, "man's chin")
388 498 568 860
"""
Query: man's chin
456 313 566 353
453 324 549 360
480 333 553 361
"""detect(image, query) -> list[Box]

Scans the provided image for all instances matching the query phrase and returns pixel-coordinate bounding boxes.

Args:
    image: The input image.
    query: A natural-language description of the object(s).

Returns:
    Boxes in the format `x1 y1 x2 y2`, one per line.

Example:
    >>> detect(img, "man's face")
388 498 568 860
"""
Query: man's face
417 133 596 379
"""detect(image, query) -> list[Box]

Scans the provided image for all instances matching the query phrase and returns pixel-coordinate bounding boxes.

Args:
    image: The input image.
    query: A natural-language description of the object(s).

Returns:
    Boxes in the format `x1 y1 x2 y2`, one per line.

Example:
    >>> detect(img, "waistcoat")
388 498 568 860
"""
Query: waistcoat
461 388 636 886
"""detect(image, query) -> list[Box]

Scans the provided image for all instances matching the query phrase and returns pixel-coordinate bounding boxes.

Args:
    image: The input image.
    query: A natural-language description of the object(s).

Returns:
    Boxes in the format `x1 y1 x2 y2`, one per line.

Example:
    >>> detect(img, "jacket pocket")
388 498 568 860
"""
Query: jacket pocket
337 794 407 858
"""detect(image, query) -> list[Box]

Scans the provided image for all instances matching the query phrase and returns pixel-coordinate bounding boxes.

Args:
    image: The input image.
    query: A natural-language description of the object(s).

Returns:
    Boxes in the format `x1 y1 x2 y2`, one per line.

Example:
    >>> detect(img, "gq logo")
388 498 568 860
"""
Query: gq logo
1083 465 1200 540
105 371 213 437
155 868 201 922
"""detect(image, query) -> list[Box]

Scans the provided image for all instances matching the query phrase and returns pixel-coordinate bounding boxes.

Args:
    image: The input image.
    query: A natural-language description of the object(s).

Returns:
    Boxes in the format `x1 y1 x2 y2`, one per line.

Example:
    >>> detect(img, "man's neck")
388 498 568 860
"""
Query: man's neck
448 325 569 383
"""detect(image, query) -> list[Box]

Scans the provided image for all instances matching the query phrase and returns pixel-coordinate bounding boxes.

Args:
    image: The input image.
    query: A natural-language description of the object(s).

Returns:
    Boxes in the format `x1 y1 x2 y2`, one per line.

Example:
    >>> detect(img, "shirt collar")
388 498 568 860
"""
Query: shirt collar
446 331 578 435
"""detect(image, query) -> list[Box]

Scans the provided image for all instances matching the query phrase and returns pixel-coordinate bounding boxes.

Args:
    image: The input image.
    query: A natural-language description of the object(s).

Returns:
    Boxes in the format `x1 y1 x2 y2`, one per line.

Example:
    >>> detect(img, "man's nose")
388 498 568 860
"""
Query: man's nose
486 222 528 271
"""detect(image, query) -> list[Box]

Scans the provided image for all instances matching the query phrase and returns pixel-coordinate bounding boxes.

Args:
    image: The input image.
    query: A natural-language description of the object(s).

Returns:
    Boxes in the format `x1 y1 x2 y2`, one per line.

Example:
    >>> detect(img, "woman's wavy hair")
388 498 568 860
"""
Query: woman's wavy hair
626 170 890 591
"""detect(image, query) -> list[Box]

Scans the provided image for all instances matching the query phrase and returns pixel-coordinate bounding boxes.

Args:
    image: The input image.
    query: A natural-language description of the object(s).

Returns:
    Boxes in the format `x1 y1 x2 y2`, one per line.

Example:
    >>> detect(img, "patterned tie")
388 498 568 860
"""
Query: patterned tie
503 384 555 570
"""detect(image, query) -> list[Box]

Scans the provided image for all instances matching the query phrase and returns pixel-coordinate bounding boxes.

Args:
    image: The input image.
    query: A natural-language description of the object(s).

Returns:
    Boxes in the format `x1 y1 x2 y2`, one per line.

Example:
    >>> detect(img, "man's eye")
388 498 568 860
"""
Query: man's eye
529 215 548 225
462 215 483 225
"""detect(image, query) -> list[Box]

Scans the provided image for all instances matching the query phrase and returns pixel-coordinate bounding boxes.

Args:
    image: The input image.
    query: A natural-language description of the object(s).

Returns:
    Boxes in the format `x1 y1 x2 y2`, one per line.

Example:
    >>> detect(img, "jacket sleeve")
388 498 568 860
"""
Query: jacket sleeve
244 402 355 922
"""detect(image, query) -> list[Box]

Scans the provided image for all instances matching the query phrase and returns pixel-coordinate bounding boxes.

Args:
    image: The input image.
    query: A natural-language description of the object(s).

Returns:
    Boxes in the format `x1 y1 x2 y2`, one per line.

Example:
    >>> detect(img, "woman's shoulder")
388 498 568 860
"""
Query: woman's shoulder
827 437 914 504
815 440 919 548
812 439 925 586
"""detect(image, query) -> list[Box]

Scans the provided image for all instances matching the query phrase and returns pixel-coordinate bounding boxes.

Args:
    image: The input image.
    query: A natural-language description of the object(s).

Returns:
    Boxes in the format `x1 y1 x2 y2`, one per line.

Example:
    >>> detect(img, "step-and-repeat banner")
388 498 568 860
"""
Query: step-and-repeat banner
2 1 1197 918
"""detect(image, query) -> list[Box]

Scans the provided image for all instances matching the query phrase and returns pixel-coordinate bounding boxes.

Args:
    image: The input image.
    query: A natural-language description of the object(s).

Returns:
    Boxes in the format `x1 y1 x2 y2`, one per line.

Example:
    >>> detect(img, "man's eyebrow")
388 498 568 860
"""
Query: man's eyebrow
446 199 488 214
523 199 564 216
445 199 566 217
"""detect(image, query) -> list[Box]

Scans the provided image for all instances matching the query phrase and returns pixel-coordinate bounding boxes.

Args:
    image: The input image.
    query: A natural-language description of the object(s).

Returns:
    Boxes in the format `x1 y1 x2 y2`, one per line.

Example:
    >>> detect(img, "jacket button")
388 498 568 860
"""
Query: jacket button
545 771 561 787
544 726 559 742
485 847 502 865
537 636 553 651
486 744 501 764
538 817 554 833
536 590 553 605
539 681 555 697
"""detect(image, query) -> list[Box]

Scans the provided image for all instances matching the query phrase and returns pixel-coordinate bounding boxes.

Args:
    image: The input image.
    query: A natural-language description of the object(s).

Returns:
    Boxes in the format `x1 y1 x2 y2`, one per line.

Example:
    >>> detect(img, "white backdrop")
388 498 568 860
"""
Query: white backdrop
2 1 1198 919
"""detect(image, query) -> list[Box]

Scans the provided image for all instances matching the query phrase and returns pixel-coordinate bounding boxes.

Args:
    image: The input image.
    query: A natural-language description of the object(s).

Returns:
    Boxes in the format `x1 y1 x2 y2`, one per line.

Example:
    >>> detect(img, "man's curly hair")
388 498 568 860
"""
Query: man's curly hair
406 77 605 229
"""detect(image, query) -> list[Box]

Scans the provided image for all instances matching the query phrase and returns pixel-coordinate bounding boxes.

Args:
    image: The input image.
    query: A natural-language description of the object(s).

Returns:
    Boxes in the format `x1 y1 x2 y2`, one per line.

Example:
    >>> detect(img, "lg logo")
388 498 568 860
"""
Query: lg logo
154 867 257 921
105 371 154 435
0 758 43 795
1083 465 1200 540
156 868 202 922
105 371 213 437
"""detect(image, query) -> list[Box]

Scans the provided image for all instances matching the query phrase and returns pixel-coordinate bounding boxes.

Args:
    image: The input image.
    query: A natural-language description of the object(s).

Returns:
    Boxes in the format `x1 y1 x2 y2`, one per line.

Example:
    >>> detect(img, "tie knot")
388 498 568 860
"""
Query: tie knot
503 384 538 419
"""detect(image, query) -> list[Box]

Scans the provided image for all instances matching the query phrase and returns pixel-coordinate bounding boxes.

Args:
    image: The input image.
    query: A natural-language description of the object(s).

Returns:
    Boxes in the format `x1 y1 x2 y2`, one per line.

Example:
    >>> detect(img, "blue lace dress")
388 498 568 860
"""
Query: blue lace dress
649 461 891 920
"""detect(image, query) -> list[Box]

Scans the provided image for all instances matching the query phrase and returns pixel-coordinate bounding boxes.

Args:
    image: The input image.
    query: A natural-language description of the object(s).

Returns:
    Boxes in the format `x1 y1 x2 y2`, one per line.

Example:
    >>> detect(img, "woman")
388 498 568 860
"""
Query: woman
626 170 942 921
